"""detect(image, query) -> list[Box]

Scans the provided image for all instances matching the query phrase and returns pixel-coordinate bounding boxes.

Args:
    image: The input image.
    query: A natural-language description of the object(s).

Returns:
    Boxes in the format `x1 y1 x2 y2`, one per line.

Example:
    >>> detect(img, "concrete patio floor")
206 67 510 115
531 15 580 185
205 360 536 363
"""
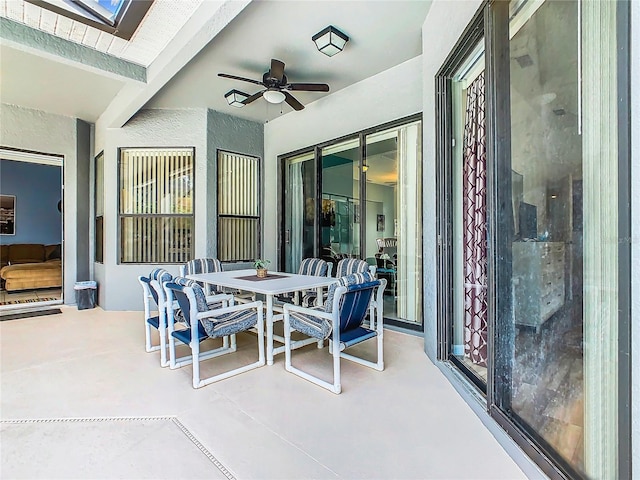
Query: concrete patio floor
1 306 530 479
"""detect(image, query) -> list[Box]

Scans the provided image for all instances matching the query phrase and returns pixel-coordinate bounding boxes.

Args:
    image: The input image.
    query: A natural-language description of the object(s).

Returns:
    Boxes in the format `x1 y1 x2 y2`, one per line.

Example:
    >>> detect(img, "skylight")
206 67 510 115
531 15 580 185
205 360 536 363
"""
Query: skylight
25 0 152 40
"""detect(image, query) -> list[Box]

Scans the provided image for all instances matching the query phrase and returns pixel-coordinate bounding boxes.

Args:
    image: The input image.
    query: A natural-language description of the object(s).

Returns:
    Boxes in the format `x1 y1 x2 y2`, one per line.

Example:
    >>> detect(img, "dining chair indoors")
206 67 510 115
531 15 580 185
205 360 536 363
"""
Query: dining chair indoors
283 272 386 394
164 277 265 388
138 268 174 367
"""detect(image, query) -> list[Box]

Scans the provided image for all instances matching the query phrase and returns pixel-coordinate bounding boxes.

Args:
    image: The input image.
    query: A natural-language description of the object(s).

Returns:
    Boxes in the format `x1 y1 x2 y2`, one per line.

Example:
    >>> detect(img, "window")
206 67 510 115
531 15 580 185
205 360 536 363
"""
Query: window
217 151 260 262
95 151 104 263
119 147 194 264
26 0 152 40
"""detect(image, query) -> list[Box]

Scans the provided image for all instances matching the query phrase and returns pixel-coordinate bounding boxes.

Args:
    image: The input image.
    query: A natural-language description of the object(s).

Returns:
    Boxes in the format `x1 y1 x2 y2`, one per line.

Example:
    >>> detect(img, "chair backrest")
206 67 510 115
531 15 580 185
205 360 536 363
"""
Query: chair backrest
376 237 397 258
164 277 209 326
180 258 223 294
335 258 369 278
139 268 172 307
325 271 380 333
298 258 328 277
325 271 374 313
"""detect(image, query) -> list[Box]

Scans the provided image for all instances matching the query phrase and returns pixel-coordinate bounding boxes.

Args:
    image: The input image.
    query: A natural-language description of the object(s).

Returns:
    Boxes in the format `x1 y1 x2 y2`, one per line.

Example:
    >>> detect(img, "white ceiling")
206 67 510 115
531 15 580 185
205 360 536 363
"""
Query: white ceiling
147 0 432 123
0 0 432 125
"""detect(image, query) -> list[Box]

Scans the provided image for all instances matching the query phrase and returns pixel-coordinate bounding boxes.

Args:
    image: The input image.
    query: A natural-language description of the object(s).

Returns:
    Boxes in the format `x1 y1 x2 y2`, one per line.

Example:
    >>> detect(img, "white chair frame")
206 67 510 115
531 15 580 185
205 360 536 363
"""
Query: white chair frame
165 284 265 388
283 279 386 394
139 275 177 368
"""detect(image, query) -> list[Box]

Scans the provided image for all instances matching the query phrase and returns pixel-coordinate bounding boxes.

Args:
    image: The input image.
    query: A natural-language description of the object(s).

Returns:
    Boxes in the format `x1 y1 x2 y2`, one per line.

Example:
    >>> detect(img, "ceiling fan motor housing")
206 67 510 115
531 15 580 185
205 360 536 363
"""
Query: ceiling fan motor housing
263 72 287 88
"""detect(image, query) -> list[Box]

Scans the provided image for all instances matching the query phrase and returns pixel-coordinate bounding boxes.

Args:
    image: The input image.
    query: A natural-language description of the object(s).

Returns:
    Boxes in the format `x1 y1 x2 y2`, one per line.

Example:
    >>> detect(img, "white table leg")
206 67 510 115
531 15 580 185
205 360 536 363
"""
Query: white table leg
266 294 274 365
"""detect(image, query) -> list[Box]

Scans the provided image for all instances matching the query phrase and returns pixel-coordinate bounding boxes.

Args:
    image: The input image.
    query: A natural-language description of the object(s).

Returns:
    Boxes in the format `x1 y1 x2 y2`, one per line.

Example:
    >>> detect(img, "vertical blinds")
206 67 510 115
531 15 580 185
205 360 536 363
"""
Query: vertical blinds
218 151 260 262
119 148 194 264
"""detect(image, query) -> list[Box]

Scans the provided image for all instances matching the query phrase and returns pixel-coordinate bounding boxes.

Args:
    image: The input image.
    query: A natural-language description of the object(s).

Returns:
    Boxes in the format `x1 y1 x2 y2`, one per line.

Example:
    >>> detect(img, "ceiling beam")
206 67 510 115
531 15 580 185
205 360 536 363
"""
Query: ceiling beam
95 0 252 130
0 17 146 82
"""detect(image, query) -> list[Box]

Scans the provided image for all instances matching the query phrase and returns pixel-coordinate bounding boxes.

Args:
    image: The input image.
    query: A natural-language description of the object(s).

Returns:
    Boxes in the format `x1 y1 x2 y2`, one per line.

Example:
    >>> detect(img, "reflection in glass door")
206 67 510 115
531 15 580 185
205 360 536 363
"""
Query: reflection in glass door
364 122 422 324
280 116 423 328
500 1 620 477
283 151 315 273
320 138 360 269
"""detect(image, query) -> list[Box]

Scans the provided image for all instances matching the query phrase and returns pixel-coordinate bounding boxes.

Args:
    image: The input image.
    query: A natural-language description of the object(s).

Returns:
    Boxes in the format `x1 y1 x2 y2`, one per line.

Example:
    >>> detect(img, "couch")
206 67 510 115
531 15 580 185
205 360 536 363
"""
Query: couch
0 243 62 292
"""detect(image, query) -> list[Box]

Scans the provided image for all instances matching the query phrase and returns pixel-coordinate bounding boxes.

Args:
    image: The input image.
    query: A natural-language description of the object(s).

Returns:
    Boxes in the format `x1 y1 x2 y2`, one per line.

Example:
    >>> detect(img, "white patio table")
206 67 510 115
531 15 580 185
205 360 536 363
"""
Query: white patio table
186 269 337 365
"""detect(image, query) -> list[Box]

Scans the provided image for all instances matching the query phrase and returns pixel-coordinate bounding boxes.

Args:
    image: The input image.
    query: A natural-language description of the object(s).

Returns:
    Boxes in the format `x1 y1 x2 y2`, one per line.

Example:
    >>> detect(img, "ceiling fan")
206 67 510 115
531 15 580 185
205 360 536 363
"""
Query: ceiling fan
218 59 329 111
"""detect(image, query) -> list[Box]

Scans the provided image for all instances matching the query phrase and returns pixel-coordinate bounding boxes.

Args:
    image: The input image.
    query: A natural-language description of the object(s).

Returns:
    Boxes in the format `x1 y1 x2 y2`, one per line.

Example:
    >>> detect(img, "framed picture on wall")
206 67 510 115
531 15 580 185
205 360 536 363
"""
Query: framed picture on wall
0 194 16 235
376 214 385 232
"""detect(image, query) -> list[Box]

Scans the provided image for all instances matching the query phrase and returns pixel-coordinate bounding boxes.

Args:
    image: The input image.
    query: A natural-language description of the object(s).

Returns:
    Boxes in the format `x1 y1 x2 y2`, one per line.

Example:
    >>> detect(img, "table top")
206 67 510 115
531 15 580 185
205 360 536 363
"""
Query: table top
186 269 337 296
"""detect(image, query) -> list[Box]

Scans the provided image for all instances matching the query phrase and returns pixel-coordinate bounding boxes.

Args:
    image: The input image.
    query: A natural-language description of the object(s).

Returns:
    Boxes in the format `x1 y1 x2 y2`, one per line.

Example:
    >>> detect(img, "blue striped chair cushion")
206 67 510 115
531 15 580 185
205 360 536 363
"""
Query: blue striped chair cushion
201 309 259 338
299 258 328 276
325 271 374 313
170 277 209 326
184 258 224 294
277 258 328 303
146 268 172 305
149 268 172 284
335 258 369 278
288 306 332 340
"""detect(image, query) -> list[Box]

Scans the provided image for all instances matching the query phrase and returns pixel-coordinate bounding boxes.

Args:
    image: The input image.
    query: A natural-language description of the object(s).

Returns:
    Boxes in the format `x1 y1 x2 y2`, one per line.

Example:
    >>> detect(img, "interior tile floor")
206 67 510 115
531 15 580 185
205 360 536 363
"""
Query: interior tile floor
1 306 528 480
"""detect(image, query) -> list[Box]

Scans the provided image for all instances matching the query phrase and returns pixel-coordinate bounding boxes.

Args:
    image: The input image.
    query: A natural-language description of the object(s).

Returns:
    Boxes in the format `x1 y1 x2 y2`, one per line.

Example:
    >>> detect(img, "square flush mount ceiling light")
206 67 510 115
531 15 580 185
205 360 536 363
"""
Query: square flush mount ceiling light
312 25 349 57
225 89 248 107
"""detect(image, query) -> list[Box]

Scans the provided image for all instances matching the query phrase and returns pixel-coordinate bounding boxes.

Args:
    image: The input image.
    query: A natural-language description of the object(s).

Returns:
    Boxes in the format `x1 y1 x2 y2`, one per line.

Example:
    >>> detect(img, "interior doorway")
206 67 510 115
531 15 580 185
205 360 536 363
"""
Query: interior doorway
0 149 63 313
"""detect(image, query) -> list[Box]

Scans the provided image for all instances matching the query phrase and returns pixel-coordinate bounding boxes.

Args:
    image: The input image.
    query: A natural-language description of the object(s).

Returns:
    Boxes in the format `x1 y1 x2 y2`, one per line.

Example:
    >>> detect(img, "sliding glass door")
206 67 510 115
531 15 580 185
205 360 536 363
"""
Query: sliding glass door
320 138 360 265
280 116 423 328
438 0 629 478
282 151 316 274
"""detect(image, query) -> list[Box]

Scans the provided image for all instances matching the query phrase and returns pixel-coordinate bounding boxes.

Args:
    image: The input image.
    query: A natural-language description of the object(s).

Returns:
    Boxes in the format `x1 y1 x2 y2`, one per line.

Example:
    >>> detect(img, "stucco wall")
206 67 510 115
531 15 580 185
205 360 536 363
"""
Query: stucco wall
206 110 264 258
98 108 207 310
0 104 86 304
96 108 263 310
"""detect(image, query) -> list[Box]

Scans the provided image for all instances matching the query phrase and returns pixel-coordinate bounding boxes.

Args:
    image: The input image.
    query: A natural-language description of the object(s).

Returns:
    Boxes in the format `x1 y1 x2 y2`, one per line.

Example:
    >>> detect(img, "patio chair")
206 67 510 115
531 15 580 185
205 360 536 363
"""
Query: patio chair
335 258 373 278
138 268 174 367
331 258 377 325
277 257 330 307
283 272 386 394
180 258 224 295
181 257 254 302
164 277 265 388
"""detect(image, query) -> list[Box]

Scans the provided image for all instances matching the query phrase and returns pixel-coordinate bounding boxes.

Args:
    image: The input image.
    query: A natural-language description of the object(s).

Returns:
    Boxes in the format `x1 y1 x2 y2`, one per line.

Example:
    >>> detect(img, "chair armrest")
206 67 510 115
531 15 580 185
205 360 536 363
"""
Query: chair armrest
196 300 263 320
283 303 333 321
205 293 234 304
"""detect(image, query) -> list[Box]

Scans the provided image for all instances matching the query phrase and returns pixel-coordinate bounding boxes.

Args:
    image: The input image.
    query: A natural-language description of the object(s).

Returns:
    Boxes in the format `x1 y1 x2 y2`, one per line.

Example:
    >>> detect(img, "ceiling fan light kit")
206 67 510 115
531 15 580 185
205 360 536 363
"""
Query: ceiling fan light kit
312 25 349 57
224 89 249 107
263 88 286 104
218 58 330 111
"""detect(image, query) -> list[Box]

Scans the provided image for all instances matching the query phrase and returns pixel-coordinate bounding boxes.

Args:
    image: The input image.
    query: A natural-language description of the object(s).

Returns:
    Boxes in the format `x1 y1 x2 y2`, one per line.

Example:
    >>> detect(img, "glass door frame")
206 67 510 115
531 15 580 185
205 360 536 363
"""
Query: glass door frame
277 113 424 331
435 1 632 479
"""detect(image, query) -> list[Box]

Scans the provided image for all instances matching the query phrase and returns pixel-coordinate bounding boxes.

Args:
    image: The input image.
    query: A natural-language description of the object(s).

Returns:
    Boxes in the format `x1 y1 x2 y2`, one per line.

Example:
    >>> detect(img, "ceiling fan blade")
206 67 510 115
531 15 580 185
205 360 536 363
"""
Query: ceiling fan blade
218 73 264 86
284 91 304 111
287 83 330 92
242 90 265 105
270 59 285 83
